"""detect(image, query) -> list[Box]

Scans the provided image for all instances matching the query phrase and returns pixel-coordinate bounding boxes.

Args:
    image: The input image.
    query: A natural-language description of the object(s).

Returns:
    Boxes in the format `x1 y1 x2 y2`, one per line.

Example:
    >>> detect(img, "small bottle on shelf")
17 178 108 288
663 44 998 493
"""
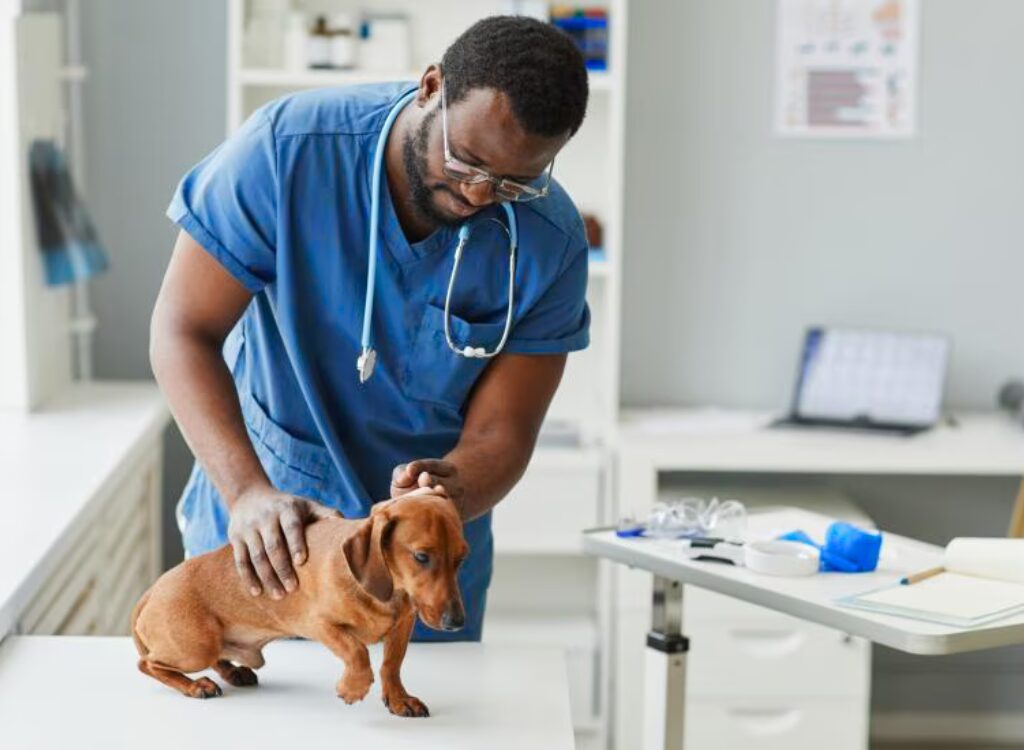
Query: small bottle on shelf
329 13 357 70
306 15 332 69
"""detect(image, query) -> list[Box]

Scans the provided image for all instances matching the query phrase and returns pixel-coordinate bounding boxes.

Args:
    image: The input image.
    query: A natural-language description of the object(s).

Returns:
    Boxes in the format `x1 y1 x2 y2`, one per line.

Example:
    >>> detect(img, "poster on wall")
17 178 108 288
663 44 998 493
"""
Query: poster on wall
775 0 919 138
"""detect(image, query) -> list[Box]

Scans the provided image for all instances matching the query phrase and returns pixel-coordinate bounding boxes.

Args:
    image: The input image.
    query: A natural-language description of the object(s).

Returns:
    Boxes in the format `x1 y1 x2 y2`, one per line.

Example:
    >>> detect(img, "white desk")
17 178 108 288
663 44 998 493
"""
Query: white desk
0 636 575 749
617 408 1024 476
585 507 1024 749
609 413 1024 749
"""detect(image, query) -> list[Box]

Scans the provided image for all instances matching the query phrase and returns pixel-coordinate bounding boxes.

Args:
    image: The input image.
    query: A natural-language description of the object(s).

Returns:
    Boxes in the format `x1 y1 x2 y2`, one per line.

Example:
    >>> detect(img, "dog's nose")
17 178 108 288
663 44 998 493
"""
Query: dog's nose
441 605 465 631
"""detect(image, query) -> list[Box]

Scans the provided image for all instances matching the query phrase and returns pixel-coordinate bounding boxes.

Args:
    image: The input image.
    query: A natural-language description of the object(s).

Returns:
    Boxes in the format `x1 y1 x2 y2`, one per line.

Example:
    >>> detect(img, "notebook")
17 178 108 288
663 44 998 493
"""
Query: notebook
838 573 1024 628
837 538 1024 628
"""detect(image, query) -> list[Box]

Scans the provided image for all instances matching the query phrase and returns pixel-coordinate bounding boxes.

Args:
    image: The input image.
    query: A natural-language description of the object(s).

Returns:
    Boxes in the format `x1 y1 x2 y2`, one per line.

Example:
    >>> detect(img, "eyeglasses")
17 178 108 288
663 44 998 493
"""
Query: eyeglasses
440 82 554 203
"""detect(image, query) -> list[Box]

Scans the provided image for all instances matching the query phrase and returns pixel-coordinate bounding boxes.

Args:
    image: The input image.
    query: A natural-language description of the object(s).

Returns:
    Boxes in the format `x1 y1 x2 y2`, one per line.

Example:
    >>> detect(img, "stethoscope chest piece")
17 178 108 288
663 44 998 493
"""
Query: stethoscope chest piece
357 347 377 384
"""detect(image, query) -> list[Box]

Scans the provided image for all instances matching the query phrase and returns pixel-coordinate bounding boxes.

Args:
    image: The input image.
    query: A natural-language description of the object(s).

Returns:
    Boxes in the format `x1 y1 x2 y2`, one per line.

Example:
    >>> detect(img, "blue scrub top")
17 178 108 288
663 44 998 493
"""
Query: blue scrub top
167 83 590 642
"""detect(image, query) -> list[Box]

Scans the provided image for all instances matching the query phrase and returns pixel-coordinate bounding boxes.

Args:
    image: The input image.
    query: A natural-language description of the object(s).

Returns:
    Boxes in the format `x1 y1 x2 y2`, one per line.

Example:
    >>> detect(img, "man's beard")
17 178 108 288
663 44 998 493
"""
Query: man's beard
401 108 465 229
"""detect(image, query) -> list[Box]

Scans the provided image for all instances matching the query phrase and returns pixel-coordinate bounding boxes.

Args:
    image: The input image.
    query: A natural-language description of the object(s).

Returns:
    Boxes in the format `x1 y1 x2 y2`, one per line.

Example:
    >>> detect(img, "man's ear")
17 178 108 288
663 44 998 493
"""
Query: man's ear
343 512 395 603
416 64 442 106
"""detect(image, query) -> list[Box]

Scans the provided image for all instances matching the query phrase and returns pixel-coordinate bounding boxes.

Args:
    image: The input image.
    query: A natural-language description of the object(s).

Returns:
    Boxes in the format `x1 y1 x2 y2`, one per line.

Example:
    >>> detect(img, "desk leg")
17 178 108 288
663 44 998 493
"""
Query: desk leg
643 576 688 750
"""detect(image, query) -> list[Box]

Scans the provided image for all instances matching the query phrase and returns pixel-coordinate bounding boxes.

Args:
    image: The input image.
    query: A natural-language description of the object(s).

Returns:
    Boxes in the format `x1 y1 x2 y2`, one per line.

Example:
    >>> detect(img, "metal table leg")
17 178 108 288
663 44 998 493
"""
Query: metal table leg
643 576 688 750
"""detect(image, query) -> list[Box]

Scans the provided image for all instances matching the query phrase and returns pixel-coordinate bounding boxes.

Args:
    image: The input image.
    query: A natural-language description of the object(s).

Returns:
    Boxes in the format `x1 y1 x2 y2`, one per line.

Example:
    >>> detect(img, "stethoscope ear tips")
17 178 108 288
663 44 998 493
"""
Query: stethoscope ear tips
462 345 487 358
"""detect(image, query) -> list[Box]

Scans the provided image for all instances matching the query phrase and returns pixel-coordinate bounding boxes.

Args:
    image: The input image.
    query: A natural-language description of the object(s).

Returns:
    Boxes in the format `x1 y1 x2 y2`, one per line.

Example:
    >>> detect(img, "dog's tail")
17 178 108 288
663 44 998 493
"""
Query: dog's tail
130 587 153 658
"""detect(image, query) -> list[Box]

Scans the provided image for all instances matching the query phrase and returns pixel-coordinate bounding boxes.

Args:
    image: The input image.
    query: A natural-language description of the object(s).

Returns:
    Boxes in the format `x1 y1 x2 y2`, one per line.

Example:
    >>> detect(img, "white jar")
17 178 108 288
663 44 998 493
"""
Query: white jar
306 16 332 69
329 12 357 70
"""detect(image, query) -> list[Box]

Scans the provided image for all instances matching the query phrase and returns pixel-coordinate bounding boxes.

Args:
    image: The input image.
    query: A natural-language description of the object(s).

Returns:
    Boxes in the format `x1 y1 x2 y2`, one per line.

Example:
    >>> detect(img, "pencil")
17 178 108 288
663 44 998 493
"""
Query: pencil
900 566 945 585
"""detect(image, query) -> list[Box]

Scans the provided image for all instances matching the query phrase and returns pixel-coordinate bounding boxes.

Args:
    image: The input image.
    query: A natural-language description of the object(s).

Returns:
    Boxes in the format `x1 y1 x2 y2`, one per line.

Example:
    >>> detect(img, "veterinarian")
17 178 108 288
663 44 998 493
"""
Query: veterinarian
150 16 590 642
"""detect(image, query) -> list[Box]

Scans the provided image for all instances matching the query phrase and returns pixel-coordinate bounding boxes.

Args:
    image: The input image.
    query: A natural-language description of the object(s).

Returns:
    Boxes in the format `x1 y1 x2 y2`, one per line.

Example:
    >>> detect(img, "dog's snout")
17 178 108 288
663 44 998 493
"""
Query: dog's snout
441 603 465 632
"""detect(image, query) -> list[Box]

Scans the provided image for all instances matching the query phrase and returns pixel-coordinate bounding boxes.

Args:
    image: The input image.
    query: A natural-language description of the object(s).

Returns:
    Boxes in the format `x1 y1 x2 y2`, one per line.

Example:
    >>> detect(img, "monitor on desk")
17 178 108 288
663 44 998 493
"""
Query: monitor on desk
776 327 950 435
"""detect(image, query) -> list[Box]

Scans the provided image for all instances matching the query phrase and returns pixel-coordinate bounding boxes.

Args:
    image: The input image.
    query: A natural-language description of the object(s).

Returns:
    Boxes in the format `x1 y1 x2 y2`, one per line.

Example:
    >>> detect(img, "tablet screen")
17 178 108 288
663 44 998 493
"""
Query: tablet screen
793 327 949 427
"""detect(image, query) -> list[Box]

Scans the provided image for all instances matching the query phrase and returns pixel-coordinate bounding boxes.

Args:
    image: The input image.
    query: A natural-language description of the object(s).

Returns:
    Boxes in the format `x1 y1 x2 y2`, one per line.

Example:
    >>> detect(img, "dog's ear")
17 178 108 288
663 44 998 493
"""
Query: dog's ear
343 510 395 602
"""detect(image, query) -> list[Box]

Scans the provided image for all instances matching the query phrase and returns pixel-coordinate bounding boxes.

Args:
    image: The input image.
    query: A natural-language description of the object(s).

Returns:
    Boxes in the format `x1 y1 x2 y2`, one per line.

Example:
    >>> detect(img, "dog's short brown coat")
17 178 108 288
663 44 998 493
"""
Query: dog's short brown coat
131 489 467 717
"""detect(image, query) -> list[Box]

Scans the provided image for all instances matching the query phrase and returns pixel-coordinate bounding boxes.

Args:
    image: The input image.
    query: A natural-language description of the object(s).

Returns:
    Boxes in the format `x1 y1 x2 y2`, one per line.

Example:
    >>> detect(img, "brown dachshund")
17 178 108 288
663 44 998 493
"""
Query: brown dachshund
131 488 467 717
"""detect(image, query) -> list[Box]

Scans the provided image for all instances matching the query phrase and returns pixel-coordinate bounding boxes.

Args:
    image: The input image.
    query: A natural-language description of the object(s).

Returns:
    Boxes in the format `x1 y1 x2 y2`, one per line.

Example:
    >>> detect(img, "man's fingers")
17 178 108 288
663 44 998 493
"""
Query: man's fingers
263 524 298 594
280 508 307 567
247 534 286 599
414 472 451 497
231 539 262 596
391 463 416 488
408 459 455 477
308 502 343 520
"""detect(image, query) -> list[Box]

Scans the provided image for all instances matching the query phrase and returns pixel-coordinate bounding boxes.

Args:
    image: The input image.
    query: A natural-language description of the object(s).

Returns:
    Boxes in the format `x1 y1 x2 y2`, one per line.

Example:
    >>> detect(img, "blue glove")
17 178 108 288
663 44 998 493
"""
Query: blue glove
778 522 881 573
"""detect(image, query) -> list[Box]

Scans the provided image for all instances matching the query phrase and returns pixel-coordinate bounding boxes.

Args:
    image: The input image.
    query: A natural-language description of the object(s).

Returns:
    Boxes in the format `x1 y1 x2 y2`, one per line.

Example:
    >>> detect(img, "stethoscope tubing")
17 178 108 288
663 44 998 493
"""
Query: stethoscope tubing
360 88 519 381
443 205 518 359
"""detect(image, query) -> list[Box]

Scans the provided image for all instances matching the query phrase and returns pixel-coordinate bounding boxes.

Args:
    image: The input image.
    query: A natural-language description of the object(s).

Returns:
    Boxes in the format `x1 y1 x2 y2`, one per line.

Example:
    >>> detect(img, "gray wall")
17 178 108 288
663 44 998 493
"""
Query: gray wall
622 0 1024 410
623 0 1024 716
81 0 227 567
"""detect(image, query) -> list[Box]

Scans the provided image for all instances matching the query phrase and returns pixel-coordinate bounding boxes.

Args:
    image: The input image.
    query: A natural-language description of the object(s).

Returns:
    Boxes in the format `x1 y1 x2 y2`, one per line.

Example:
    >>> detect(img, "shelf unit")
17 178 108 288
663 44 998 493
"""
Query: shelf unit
227 2 626 747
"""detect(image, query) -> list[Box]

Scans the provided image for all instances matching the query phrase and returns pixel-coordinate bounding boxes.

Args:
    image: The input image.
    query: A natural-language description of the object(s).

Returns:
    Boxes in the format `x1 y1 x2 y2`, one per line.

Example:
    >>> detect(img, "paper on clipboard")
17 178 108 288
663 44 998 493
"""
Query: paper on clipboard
837 572 1024 629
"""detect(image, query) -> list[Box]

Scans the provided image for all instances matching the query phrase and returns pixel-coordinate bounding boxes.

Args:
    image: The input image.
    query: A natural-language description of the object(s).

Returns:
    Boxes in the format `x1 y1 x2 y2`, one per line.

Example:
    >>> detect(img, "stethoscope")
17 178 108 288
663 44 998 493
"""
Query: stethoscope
357 90 518 384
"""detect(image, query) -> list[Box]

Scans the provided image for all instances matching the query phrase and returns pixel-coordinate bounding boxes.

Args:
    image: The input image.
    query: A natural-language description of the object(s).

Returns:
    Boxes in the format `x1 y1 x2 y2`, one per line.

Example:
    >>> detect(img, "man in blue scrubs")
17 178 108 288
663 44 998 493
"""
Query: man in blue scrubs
150 16 590 642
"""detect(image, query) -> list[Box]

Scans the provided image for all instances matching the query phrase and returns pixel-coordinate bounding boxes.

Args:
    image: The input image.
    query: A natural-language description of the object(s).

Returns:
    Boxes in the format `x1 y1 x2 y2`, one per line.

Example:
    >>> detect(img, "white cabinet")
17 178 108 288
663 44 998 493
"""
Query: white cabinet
684 591 871 698
15 440 163 637
492 447 603 555
681 587 871 750
684 698 869 750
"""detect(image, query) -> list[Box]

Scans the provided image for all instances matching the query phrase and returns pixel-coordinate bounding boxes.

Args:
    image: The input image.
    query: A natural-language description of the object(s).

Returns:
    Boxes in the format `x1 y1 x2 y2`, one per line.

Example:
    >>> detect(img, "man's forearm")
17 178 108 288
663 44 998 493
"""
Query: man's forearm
443 427 537 521
151 331 270 508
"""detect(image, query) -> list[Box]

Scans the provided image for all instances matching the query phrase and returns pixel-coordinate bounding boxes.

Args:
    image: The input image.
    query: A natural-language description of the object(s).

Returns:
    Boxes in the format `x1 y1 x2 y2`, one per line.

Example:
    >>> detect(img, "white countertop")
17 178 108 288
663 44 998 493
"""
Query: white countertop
0 637 574 749
586 507 1024 656
0 382 169 636
616 408 1024 475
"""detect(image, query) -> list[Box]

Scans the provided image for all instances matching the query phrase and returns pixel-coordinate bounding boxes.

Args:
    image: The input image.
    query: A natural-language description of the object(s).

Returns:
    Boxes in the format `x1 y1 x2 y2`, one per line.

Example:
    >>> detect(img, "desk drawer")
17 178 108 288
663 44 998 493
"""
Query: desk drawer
685 617 870 698
685 584 802 622
685 697 868 750
493 450 602 554
19 521 102 635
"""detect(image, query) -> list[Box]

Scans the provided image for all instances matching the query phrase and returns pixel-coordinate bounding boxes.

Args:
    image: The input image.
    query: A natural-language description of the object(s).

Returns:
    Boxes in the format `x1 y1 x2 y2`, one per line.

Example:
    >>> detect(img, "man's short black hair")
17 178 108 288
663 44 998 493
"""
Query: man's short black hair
440 15 589 137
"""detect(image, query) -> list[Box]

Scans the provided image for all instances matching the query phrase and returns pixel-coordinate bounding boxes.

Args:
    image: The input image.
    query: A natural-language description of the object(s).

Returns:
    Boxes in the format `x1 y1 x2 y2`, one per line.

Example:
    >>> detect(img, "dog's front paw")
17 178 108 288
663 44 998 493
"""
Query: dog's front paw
336 672 373 704
383 691 430 718
187 677 223 699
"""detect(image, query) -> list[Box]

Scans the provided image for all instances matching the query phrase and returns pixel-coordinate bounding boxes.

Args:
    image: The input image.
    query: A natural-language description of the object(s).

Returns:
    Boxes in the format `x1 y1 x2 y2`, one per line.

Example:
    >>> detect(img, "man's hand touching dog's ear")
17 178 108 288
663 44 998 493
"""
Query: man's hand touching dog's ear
391 460 465 514
228 487 341 599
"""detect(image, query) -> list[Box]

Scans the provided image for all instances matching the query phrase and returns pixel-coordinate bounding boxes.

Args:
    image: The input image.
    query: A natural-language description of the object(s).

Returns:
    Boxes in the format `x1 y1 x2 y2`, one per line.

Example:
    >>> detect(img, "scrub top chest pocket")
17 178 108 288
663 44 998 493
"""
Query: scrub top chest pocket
402 303 506 412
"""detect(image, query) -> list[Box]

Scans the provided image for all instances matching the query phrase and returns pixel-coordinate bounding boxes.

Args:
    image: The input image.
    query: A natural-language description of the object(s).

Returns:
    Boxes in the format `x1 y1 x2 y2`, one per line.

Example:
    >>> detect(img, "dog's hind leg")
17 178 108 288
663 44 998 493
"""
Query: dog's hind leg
138 660 223 699
220 642 266 670
213 660 258 687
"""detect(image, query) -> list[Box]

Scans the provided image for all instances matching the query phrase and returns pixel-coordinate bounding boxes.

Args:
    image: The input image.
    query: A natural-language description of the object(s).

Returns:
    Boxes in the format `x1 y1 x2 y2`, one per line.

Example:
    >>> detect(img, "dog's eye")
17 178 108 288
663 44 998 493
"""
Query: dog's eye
412 551 430 566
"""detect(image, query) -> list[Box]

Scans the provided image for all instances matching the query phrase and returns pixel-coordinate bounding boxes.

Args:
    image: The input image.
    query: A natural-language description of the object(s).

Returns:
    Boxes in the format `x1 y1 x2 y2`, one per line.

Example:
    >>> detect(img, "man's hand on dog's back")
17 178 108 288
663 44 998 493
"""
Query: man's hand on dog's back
228 487 341 599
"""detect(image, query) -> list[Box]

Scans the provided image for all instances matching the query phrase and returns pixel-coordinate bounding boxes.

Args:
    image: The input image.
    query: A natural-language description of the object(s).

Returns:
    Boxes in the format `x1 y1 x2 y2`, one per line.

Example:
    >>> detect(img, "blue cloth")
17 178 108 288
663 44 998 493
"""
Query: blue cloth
28 140 109 286
167 83 591 642
778 522 882 573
